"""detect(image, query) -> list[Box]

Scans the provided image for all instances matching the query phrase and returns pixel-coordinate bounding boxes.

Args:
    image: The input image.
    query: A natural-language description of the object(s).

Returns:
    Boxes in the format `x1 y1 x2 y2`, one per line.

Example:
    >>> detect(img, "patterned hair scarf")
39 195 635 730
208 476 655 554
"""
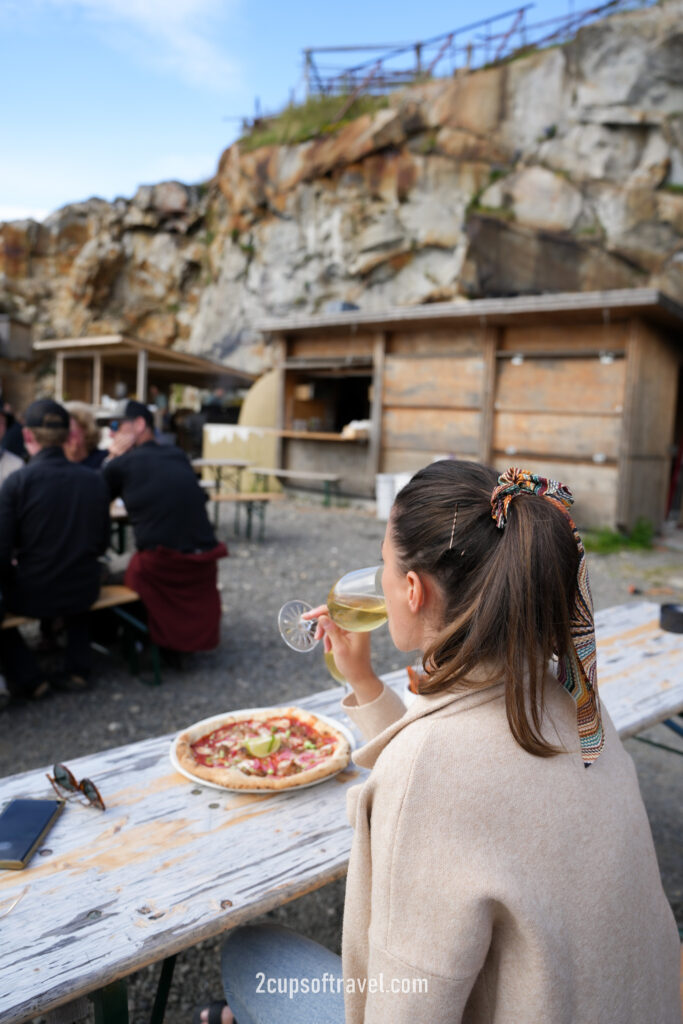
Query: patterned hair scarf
491 467 604 766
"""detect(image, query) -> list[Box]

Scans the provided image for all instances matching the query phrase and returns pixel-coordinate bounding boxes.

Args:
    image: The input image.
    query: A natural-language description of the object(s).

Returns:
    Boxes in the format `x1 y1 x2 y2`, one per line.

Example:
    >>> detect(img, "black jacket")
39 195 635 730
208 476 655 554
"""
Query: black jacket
102 441 216 552
0 447 110 617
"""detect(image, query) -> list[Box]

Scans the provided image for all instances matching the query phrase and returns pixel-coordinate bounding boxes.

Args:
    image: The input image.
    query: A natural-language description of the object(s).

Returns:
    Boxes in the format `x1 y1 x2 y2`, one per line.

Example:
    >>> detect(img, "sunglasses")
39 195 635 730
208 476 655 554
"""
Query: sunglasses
108 420 120 432
46 763 106 810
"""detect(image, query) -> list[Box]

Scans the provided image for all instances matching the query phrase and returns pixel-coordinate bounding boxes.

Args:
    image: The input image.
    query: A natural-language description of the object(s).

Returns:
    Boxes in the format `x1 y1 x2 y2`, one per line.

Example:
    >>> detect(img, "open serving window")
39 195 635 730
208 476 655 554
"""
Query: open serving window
284 368 372 436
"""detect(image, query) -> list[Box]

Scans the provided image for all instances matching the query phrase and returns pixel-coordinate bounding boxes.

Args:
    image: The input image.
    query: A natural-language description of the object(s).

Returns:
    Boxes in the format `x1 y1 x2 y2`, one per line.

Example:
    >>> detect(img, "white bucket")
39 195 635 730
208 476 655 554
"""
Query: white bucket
375 472 413 519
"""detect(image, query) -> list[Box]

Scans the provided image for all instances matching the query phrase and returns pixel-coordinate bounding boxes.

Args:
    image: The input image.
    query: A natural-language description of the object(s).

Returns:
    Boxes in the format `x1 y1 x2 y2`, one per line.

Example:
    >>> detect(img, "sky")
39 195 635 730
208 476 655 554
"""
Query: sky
1 0 577 222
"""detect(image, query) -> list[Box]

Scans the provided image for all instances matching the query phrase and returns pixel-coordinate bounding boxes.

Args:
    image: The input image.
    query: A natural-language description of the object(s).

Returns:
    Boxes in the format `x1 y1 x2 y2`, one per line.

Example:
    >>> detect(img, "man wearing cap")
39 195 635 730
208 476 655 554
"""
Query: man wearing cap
0 399 110 707
103 400 227 657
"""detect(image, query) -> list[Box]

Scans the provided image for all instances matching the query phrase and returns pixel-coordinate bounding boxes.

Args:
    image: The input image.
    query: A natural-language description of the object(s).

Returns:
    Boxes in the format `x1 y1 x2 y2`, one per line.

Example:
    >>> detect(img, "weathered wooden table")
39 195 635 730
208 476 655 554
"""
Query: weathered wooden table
588 601 683 739
0 602 681 1024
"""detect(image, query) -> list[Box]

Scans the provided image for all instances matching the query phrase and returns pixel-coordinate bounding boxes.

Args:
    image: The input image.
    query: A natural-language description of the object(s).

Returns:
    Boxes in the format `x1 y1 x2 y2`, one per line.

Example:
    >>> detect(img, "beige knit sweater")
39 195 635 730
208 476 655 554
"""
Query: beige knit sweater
341 679 681 1024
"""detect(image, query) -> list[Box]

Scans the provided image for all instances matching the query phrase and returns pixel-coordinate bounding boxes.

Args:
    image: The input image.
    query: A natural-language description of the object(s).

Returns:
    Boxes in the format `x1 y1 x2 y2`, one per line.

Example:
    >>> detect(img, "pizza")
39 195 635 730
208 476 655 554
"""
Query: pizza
174 707 351 791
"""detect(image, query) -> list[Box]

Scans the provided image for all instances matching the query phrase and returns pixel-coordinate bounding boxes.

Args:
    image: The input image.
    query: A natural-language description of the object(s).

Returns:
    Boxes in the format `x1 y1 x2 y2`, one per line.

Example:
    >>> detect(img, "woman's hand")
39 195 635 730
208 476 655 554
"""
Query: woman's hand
303 605 383 705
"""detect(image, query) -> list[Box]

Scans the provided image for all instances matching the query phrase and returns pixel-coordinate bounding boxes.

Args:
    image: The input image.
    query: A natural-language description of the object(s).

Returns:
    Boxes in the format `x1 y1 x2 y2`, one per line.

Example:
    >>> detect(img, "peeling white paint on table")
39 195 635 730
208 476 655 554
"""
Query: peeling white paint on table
591 601 683 738
0 601 681 1023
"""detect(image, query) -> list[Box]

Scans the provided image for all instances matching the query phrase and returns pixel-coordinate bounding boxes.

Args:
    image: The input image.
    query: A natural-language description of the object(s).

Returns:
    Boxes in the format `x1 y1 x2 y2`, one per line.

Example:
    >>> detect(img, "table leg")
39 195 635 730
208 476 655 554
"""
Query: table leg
112 606 162 686
663 717 683 740
109 521 127 555
149 954 177 1024
234 468 242 535
91 979 129 1024
213 469 222 530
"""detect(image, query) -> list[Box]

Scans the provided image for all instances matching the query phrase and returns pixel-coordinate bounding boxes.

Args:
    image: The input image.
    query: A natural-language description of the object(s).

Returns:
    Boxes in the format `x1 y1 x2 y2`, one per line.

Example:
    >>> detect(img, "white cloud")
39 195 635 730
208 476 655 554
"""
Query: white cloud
0 206 49 223
33 0 241 91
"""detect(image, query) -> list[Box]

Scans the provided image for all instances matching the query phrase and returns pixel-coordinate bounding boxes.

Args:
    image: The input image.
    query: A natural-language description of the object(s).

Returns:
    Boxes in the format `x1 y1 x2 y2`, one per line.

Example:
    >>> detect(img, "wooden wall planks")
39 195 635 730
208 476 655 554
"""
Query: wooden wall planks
493 411 621 460
289 335 376 359
495 356 626 413
617 319 681 530
499 322 628 353
387 328 484 356
622 321 678 457
380 449 480 473
63 357 94 404
383 356 485 409
382 408 481 454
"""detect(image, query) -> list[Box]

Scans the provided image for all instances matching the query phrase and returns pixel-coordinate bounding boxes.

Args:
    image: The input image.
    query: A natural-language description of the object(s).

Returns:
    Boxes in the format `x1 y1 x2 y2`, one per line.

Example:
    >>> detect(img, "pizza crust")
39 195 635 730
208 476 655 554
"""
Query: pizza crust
174 706 351 791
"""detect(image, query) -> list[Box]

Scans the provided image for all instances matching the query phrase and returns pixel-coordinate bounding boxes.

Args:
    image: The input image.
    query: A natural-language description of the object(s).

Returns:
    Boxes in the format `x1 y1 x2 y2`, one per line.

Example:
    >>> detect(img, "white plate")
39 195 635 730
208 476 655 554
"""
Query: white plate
169 706 357 793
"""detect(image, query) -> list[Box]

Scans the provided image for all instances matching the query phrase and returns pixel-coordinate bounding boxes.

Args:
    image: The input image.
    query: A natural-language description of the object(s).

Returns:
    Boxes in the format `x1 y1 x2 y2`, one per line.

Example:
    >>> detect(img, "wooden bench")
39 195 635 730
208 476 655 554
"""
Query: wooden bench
250 467 342 506
208 491 285 540
2 585 162 686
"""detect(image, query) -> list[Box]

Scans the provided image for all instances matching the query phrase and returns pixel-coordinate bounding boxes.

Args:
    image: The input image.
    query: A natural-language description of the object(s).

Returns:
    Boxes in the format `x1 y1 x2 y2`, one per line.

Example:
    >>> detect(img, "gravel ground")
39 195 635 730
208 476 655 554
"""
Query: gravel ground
3 498 682 1024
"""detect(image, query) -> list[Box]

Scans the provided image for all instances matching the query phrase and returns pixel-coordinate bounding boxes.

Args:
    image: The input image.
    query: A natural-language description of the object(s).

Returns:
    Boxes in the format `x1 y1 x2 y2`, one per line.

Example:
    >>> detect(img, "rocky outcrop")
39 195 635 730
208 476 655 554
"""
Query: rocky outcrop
1 0 682 373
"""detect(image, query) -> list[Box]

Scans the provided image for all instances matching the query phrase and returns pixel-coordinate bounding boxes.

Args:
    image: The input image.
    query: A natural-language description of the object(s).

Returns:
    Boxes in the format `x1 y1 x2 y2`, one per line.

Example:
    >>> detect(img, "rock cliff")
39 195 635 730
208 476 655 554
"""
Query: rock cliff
1 0 682 373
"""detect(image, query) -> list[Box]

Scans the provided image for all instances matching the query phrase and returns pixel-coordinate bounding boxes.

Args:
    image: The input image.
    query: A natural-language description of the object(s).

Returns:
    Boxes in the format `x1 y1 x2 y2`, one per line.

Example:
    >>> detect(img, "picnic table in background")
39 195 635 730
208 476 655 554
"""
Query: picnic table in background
1 584 163 687
191 458 253 531
0 601 680 1024
250 466 341 507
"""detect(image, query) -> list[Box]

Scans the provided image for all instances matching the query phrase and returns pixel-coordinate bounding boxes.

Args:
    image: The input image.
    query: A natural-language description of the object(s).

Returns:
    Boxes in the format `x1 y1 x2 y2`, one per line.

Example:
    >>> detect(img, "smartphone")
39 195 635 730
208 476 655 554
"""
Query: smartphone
0 798 64 870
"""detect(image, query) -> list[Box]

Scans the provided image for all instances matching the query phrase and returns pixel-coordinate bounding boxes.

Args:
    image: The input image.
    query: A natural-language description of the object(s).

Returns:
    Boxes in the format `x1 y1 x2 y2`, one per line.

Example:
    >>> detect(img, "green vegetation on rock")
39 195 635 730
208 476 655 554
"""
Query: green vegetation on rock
239 93 390 151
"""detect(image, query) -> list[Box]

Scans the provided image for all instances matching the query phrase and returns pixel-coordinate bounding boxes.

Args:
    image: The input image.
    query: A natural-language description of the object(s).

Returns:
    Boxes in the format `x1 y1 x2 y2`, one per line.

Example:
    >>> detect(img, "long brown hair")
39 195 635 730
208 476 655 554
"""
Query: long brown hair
391 460 580 757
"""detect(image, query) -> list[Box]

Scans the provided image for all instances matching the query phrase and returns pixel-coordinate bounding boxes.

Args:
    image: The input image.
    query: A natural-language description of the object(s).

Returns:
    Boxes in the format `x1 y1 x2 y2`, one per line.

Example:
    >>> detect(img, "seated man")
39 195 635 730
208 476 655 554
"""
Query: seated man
103 400 227 655
0 399 111 706
0 407 23 487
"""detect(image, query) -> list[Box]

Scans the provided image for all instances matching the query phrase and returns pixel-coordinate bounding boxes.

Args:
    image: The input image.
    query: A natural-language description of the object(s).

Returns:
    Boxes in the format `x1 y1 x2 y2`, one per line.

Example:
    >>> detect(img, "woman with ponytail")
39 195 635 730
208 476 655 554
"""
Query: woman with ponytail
198 461 680 1024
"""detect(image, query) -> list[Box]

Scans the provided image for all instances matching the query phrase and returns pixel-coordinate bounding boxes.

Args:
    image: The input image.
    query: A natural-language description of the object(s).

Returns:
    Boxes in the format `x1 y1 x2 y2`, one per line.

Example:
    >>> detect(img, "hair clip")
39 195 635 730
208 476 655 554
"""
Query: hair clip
448 503 458 550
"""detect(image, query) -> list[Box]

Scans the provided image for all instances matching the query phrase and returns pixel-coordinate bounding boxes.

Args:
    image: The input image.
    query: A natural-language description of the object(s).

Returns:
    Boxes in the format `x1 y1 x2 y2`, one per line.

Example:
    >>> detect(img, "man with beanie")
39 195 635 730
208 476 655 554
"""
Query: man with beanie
103 400 227 658
0 399 110 707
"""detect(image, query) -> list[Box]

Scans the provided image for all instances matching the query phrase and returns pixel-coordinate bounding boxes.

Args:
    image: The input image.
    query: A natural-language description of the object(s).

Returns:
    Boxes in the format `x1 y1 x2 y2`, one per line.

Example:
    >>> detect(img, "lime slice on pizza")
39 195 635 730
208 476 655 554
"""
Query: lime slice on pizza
245 733 281 757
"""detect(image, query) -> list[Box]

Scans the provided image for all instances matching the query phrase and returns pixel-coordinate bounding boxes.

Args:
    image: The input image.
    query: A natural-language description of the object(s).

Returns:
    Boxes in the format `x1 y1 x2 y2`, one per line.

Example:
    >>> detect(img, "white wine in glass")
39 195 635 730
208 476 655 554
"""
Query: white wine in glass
278 565 386 685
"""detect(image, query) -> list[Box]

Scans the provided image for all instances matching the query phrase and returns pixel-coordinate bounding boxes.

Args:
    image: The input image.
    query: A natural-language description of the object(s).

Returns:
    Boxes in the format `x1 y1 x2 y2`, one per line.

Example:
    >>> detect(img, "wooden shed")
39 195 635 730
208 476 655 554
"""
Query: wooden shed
32 334 255 404
261 288 683 529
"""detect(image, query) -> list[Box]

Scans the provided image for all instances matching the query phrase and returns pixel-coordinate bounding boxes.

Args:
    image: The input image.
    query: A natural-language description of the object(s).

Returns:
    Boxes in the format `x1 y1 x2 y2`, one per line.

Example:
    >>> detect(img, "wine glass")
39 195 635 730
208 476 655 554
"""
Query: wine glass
278 565 386 685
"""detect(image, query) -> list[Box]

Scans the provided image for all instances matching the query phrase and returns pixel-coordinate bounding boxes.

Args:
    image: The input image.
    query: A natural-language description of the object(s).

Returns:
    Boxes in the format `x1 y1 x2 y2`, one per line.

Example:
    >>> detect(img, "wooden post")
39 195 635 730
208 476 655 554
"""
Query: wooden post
136 349 148 402
368 332 385 478
617 317 679 532
274 335 287 470
615 318 636 531
92 353 103 407
304 50 311 97
55 353 65 402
